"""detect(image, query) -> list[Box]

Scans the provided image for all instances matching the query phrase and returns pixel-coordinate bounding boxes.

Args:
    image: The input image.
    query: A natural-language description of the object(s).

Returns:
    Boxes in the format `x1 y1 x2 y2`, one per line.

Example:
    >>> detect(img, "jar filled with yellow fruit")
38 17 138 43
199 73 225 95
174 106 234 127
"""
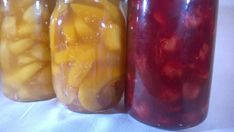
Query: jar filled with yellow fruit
0 0 56 101
50 0 126 112
0 0 3 70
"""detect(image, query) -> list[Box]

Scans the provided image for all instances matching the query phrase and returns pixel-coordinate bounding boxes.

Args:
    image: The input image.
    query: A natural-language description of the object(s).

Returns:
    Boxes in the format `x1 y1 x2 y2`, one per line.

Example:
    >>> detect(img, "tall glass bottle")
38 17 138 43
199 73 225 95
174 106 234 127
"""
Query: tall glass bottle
50 0 126 112
126 0 218 129
0 0 56 101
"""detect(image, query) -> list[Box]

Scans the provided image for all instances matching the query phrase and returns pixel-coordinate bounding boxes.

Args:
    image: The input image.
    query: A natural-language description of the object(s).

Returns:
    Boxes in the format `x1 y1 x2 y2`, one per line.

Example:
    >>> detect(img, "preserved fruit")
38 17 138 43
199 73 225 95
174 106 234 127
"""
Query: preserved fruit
50 0 126 112
0 0 56 101
126 0 218 129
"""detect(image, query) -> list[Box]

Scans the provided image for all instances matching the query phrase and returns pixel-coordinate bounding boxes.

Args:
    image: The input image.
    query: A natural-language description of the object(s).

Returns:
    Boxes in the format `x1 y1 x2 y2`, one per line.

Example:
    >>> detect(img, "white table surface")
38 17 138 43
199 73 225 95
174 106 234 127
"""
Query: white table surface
0 1 234 132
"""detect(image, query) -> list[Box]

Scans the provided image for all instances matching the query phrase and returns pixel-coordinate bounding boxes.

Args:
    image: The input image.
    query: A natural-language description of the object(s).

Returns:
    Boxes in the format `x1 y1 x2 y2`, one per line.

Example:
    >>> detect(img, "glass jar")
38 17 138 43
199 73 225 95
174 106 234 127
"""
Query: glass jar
50 0 126 112
0 0 56 101
0 0 3 70
126 0 218 130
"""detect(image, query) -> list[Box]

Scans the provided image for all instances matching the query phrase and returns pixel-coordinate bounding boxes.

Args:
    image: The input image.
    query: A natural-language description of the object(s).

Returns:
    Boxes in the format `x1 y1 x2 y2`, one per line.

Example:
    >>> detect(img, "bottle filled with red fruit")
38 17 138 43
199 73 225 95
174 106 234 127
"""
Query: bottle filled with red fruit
126 0 218 130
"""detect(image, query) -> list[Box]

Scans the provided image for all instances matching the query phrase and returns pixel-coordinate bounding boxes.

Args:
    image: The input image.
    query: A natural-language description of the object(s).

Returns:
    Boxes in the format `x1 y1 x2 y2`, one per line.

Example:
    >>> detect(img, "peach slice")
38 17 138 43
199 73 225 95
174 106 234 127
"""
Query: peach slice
53 69 77 104
54 44 95 64
100 0 123 24
74 18 94 37
67 61 93 88
51 63 60 75
103 23 122 50
62 18 77 43
50 4 68 52
78 65 121 112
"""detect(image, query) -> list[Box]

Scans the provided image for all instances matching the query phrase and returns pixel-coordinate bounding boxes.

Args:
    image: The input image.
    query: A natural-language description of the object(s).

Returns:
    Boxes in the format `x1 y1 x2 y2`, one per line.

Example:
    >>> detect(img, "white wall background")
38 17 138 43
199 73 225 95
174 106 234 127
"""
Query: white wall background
220 0 234 7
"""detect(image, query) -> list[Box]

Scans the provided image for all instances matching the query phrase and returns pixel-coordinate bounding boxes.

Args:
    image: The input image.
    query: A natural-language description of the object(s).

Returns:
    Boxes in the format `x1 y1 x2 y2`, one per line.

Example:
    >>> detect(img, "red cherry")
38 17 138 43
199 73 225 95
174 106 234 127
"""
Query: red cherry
159 87 181 103
182 82 201 100
182 112 201 124
183 6 203 29
199 44 209 61
162 61 183 79
132 101 150 120
160 36 179 53
155 115 173 127
153 12 167 26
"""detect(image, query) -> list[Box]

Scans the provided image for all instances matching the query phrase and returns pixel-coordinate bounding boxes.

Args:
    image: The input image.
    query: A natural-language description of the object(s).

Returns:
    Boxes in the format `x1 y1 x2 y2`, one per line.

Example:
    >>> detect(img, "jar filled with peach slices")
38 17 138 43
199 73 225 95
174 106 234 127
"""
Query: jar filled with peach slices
50 0 126 112
0 0 56 101
0 0 3 70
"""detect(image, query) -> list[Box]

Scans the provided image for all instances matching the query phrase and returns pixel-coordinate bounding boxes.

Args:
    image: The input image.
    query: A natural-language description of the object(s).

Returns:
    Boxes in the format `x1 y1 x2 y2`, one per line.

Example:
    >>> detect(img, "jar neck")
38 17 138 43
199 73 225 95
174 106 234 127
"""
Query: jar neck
57 0 121 4
57 0 72 3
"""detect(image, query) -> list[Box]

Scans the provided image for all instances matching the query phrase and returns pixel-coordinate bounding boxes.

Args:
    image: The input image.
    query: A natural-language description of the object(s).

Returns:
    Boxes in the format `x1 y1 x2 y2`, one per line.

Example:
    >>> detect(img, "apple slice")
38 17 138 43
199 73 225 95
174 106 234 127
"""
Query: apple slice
30 43 51 61
1 42 12 71
4 62 43 85
17 55 36 65
17 88 31 100
15 0 33 8
2 16 16 37
35 65 53 86
17 24 35 36
8 39 34 55
23 3 49 23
